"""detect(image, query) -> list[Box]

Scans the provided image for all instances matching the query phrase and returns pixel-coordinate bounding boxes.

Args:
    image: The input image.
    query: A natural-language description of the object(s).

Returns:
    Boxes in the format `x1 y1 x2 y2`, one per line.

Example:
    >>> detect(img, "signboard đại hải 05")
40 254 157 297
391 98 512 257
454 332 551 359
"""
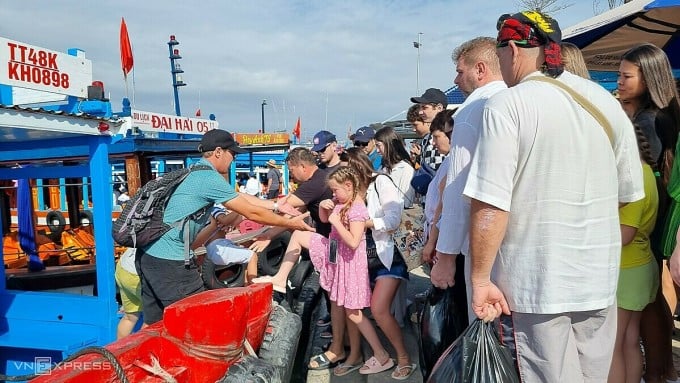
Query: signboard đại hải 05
122 109 219 136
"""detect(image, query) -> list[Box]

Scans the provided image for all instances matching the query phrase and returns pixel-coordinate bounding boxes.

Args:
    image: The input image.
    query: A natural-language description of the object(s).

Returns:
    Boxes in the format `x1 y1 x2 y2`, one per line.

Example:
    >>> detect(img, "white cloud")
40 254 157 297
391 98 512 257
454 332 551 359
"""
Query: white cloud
0 0 596 141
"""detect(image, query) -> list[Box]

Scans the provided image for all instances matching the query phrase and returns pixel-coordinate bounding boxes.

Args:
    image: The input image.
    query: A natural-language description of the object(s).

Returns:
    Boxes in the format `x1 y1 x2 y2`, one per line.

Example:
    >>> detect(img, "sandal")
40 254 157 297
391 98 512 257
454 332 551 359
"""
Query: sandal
333 361 363 377
359 356 394 375
308 351 346 370
391 363 417 380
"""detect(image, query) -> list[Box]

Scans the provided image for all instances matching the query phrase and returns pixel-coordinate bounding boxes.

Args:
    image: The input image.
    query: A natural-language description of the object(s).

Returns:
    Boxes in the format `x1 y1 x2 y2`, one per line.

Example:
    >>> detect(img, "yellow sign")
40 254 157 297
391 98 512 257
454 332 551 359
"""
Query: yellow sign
234 133 289 146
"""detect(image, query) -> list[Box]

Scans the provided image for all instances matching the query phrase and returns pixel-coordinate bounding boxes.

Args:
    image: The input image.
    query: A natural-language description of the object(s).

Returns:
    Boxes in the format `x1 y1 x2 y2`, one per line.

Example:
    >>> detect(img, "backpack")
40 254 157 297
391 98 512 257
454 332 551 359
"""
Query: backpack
112 164 213 260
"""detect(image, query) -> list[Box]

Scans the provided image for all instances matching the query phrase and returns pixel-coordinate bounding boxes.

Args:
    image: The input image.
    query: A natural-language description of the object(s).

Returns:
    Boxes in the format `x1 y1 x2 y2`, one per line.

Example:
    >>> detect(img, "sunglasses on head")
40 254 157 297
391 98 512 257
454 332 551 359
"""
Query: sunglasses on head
353 141 368 147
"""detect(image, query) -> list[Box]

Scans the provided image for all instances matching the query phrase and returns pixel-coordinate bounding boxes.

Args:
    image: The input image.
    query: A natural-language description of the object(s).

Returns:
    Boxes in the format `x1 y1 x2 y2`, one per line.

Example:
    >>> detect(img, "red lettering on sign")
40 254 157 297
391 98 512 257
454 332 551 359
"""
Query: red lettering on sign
7 42 17 61
5 41 67 88
7 62 17 80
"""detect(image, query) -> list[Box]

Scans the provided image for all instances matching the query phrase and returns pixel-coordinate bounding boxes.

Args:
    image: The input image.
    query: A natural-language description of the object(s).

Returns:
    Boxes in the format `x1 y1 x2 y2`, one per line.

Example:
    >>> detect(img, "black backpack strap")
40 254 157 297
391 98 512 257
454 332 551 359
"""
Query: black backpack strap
175 163 216 267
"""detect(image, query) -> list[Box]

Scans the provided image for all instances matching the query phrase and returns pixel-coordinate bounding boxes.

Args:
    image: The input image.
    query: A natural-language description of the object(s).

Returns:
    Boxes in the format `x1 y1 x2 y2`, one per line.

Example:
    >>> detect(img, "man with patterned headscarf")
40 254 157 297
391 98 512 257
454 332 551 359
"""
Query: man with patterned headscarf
462 11 644 381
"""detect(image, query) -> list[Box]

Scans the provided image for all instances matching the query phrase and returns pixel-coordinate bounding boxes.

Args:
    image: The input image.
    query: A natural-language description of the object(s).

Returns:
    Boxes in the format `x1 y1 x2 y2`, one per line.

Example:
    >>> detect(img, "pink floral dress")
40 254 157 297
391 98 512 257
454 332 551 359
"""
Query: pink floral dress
309 201 370 309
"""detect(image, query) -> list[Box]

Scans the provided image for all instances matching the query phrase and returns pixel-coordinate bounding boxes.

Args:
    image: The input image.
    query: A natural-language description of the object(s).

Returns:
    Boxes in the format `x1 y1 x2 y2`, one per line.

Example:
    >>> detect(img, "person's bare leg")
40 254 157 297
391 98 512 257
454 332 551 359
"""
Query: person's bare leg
252 230 312 290
344 316 363 365
346 308 390 365
662 261 678 316
117 312 140 339
623 311 643 383
641 286 672 383
309 300 347 369
372 278 410 371
245 252 258 284
608 308 630 383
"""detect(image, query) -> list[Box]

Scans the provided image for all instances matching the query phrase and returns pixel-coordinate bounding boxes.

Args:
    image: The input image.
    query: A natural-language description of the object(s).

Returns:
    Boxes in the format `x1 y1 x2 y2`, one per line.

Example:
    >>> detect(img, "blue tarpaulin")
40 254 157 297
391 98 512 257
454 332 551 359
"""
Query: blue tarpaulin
17 177 44 271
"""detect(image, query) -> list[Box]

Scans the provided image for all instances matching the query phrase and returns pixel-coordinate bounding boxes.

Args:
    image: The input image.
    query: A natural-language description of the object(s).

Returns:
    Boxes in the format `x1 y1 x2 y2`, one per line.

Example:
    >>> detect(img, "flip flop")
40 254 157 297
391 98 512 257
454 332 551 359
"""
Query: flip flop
359 356 395 375
308 352 346 370
333 361 363 377
391 363 417 380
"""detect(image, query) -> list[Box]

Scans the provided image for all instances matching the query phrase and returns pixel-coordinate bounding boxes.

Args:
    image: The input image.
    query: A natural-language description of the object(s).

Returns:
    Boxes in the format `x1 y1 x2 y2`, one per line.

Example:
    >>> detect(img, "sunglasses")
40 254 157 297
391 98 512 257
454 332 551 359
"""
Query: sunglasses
315 144 331 154
353 141 368 147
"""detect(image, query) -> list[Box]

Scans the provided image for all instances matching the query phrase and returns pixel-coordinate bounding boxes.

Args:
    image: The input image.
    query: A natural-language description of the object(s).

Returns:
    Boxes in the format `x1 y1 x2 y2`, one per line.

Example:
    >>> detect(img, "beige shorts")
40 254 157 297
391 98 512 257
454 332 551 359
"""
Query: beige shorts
498 304 616 382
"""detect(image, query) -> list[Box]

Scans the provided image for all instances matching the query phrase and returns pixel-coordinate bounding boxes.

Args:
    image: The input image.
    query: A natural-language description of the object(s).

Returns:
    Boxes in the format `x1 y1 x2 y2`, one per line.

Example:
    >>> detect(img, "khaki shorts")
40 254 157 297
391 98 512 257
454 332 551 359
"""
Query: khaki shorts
498 304 616 382
115 263 142 314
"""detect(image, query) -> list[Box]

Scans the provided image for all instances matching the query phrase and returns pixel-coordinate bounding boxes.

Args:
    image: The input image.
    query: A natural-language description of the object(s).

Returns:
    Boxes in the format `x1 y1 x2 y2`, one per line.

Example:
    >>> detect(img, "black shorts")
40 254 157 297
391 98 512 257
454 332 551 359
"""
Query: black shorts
137 252 205 325
267 188 279 200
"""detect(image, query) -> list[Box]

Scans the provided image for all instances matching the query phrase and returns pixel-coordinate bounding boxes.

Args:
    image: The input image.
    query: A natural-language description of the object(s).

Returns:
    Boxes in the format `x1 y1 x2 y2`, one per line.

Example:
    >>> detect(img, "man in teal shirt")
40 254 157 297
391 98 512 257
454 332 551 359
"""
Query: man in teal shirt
139 129 313 325
352 126 382 170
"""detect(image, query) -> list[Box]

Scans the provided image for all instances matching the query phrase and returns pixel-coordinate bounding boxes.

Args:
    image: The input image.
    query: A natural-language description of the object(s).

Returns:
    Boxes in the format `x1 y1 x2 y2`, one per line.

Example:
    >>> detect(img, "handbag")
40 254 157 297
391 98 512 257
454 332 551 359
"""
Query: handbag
392 204 426 271
410 163 436 195
365 229 383 271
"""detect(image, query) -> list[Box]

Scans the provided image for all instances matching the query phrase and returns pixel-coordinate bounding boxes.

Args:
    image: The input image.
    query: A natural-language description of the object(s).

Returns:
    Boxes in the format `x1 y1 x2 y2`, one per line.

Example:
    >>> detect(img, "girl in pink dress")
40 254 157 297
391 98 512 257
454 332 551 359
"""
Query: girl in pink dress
257 166 394 375
310 166 393 375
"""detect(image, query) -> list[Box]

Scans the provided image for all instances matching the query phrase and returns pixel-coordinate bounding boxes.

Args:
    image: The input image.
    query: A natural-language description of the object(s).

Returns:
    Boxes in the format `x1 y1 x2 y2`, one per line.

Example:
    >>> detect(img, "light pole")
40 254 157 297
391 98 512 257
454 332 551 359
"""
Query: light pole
413 32 423 95
261 99 267 133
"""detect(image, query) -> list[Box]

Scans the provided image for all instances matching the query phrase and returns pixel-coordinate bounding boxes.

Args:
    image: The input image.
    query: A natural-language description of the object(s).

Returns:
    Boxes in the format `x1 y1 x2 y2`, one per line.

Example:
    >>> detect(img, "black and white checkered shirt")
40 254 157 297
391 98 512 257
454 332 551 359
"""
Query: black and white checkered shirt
419 133 445 171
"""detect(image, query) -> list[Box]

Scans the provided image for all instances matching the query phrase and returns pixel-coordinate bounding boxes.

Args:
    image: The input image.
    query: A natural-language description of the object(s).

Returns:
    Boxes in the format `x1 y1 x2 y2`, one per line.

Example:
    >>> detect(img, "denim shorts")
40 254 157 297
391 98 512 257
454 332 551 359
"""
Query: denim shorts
369 251 409 283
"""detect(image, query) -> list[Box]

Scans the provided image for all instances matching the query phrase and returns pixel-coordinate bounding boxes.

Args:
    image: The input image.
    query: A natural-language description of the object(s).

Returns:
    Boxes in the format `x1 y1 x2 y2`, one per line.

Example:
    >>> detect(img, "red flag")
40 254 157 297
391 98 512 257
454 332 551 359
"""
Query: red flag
120 18 134 78
292 117 301 140
195 108 202 117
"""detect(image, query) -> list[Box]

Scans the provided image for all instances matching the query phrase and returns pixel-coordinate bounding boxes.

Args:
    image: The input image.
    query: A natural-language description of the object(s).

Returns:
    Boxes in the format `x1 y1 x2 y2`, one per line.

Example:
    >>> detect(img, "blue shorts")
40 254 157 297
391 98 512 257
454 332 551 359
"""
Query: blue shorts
369 251 409 283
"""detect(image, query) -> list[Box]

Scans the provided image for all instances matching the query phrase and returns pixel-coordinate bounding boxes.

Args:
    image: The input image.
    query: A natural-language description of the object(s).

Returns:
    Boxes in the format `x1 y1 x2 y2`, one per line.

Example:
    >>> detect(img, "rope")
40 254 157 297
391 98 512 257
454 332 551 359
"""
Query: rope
133 354 178 383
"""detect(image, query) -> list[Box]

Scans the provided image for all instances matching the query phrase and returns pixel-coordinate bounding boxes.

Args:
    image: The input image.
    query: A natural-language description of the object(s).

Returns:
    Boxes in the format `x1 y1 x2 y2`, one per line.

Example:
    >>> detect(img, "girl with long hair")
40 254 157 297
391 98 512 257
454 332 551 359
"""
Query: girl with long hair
608 125 660 383
373 126 415 207
617 43 680 383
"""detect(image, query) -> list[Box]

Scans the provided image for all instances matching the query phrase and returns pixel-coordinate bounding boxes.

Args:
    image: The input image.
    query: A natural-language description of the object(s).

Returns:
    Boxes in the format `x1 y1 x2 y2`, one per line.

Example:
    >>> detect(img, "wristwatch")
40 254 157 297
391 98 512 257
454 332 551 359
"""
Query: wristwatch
273 201 279 213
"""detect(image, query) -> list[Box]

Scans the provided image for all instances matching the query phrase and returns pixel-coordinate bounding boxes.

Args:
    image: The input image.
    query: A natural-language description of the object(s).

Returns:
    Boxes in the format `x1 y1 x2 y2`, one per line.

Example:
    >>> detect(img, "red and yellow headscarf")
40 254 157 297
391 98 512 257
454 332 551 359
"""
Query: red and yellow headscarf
497 11 564 78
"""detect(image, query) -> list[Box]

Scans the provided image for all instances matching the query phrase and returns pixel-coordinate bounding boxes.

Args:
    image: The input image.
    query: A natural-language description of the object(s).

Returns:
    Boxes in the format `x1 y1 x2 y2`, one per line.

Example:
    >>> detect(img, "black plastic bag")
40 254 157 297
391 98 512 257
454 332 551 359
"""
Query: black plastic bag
427 319 520 383
418 285 468 380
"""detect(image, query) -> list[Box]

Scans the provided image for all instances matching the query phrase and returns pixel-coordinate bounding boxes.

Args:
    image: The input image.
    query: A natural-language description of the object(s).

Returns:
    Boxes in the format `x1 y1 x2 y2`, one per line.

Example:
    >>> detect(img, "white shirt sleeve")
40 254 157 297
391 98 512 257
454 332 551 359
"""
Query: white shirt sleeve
436 119 480 255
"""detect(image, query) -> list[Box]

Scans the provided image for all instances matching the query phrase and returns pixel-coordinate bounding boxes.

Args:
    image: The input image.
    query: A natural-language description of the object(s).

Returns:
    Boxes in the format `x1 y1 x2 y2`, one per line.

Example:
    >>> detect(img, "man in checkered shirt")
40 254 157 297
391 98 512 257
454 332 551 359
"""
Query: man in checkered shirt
410 88 448 171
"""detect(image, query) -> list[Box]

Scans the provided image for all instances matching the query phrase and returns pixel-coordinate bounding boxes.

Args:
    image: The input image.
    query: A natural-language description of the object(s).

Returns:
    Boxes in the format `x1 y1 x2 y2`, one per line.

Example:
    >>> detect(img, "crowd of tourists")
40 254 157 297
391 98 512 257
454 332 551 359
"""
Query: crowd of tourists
115 9 680 383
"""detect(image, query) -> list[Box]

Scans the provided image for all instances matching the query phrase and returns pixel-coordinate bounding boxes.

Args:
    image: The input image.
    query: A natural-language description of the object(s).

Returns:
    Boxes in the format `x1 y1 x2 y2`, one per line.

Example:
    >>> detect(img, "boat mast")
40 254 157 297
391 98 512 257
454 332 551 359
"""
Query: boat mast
168 35 187 116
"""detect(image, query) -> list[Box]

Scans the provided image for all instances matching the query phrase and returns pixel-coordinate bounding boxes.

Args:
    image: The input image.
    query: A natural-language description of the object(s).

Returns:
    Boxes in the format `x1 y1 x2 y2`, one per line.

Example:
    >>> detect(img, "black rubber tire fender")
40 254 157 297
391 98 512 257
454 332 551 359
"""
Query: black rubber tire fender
287 272 323 382
46 210 66 233
200 258 246 289
256 233 288 276
79 210 94 226
219 355 279 383
285 259 312 301
258 303 302 383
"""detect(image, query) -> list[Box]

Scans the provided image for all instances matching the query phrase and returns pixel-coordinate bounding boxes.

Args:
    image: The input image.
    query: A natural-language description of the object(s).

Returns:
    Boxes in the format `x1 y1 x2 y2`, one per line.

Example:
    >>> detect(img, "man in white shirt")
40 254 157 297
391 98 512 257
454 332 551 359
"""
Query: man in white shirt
430 37 506 325
463 11 644 381
243 172 260 196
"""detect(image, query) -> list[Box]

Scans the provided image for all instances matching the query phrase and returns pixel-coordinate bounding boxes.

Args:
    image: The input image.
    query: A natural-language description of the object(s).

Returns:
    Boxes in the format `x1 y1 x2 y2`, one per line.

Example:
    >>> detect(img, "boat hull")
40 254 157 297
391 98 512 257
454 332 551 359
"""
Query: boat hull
29 283 274 383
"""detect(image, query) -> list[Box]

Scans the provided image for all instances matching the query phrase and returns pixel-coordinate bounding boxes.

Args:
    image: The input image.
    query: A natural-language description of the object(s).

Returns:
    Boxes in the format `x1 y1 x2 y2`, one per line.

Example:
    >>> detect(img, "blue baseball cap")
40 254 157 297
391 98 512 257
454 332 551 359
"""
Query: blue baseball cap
311 130 336 152
353 126 375 143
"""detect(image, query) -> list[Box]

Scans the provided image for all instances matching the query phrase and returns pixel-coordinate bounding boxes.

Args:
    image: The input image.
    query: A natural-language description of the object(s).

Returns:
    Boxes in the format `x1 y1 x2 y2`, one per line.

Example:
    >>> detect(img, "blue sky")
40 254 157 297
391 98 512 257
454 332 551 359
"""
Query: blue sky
0 1 598 142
